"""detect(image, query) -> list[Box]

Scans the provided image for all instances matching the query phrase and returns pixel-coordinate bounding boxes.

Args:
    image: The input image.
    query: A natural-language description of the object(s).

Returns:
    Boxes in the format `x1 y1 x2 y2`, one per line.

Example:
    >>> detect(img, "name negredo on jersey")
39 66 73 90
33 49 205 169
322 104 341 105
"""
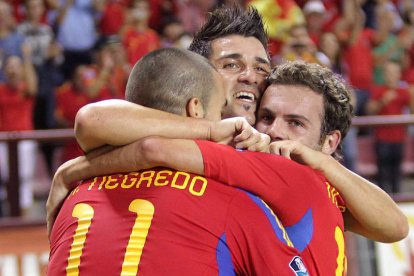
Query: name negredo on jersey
72 170 209 197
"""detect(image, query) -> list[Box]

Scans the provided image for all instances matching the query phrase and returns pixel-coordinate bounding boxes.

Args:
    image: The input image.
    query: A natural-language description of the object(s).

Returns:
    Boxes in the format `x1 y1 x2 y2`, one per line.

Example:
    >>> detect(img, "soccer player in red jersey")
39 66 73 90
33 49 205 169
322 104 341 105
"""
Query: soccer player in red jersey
51 61 347 275
47 48 309 275
47 5 407 276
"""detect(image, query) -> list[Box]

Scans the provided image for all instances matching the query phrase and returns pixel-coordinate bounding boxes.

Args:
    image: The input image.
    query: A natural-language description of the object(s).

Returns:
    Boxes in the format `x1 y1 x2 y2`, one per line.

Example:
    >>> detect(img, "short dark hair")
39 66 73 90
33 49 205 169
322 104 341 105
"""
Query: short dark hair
267 61 354 160
125 48 218 115
188 5 268 59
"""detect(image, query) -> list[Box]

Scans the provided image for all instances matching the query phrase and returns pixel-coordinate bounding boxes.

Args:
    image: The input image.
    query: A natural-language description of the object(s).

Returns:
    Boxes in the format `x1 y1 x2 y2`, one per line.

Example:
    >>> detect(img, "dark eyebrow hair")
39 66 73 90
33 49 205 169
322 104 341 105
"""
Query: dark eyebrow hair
217 53 270 66
285 114 311 124
257 107 311 124
255 56 271 66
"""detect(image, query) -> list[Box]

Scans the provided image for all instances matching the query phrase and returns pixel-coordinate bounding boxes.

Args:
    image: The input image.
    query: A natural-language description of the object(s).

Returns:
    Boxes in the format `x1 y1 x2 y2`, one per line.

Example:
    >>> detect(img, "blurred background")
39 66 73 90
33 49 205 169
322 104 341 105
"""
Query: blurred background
0 0 413 275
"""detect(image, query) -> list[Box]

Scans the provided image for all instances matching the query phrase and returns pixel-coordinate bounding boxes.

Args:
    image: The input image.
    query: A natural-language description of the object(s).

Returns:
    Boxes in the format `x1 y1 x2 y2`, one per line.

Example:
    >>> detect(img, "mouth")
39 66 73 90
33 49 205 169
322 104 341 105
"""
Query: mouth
234 92 256 103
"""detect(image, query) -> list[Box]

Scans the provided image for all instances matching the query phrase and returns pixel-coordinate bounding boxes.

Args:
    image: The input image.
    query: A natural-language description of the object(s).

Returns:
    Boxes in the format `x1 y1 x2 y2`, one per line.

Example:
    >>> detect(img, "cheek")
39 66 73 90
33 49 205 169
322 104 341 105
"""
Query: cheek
255 122 267 133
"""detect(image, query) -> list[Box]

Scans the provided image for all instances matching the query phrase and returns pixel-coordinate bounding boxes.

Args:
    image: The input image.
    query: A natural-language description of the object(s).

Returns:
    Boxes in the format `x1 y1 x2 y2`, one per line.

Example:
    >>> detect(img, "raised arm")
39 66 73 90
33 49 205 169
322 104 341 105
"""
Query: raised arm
75 99 268 153
269 140 408 243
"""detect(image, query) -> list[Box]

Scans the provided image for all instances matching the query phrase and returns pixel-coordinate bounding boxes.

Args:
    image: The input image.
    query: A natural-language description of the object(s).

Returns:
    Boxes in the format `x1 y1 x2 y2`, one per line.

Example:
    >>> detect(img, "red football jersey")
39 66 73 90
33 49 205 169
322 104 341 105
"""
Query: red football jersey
122 27 160 66
196 140 347 276
371 85 410 142
0 83 33 131
48 169 309 275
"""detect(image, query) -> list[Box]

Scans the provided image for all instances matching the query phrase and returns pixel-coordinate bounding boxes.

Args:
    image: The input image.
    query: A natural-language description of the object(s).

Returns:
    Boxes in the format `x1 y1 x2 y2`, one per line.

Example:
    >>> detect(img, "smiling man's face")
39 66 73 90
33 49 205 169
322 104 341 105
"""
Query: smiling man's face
209 35 270 125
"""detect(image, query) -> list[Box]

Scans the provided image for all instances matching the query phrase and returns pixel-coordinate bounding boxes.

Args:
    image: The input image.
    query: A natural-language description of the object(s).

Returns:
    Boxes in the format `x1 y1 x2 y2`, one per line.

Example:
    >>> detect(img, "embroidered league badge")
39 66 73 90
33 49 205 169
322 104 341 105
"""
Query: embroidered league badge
289 256 309 276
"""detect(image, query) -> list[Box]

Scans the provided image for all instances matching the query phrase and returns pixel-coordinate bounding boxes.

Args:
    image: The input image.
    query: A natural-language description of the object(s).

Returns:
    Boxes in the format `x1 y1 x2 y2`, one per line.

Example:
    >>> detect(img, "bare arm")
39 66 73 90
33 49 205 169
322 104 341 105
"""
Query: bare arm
21 43 38 97
319 156 407 242
269 140 408 243
75 99 210 152
75 99 269 152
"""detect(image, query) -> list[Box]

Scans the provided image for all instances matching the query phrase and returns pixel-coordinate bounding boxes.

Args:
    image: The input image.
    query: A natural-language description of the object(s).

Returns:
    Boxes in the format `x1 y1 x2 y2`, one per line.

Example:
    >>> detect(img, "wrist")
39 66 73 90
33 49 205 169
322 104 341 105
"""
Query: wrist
316 154 336 173
206 120 215 141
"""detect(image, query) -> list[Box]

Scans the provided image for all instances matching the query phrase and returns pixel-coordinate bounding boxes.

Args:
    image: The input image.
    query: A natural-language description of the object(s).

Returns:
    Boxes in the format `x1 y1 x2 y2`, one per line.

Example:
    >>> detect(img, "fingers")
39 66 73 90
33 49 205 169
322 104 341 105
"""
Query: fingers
269 141 292 159
247 133 270 152
235 128 270 152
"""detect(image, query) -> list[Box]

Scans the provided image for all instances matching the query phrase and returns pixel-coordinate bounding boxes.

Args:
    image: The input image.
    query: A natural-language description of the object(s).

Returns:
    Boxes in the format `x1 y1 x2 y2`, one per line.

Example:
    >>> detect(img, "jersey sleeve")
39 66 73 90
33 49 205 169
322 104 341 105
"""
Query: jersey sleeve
225 191 309 276
195 140 345 213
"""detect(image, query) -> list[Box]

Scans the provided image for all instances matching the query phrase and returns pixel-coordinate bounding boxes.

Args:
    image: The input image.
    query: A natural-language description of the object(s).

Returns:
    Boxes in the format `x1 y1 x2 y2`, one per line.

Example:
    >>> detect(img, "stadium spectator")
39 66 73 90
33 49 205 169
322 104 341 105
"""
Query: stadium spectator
0 45 38 215
17 0 64 175
98 0 127 36
303 0 327 47
277 24 330 66
54 63 108 163
0 0 25 81
81 35 130 100
367 60 414 193
47 0 103 80
121 0 160 66
372 1 411 85
175 0 216 34
335 0 376 117
160 16 192 49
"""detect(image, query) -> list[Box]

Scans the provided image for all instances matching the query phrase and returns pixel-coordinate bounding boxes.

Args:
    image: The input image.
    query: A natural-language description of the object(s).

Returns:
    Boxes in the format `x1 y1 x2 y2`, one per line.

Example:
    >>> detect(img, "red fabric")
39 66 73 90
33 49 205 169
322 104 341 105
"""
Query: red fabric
49 169 307 275
81 65 125 100
403 66 414 84
196 140 347 276
56 83 91 126
0 83 33 131
321 0 342 32
122 26 160 65
342 29 375 90
8 0 49 23
55 83 92 161
99 0 126 36
371 85 411 142
148 0 174 31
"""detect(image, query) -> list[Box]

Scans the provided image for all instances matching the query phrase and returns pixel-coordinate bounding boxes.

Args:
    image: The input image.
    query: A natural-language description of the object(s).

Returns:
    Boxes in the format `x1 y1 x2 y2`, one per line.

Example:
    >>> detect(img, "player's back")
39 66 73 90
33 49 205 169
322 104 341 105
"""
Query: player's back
196 141 346 275
48 168 307 275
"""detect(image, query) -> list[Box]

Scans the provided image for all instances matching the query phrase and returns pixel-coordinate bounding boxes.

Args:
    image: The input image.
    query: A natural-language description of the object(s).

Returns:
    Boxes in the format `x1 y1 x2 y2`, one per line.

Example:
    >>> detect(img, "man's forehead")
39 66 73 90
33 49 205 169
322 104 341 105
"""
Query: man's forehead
210 35 269 62
259 85 325 114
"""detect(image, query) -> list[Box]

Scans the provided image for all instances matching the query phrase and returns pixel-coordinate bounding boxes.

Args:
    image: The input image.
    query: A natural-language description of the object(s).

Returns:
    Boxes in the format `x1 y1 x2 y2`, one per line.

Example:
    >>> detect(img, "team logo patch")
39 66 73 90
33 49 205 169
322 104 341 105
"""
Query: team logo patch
289 256 309 276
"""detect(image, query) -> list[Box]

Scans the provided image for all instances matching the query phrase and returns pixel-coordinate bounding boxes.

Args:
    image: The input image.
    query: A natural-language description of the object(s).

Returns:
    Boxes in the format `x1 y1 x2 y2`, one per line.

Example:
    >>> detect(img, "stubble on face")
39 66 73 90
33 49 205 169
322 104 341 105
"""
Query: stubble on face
209 35 270 125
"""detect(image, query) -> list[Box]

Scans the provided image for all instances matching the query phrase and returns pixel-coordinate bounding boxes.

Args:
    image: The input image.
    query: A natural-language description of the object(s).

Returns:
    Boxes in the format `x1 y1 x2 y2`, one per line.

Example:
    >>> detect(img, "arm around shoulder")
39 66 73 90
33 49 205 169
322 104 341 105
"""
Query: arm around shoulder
75 99 213 153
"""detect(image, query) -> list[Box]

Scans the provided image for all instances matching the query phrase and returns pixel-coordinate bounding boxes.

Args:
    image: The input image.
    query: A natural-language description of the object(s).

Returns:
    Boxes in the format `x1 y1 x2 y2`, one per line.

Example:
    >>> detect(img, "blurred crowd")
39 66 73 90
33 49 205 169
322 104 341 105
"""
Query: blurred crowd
0 0 413 214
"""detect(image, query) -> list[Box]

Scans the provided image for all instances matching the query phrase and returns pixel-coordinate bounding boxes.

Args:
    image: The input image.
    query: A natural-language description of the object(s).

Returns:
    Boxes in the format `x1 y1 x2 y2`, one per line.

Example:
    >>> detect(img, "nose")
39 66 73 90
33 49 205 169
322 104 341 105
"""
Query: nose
265 119 288 142
238 67 260 85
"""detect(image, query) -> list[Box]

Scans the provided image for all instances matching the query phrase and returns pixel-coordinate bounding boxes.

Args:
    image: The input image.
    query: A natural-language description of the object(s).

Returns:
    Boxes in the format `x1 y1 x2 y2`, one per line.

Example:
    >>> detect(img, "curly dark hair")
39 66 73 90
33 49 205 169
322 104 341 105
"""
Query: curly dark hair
267 61 354 160
188 5 268 59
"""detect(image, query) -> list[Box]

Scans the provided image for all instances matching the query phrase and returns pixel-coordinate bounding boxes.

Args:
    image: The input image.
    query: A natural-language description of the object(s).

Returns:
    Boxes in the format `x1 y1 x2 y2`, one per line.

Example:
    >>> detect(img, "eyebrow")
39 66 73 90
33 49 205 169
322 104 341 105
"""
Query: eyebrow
258 108 311 124
218 53 270 66
285 114 311 124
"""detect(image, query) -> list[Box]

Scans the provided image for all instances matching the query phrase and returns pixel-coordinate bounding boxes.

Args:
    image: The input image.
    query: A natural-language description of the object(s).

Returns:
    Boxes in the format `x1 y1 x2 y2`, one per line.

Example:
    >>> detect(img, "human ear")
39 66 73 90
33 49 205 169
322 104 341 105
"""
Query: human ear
321 130 341 155
186 97 205 118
